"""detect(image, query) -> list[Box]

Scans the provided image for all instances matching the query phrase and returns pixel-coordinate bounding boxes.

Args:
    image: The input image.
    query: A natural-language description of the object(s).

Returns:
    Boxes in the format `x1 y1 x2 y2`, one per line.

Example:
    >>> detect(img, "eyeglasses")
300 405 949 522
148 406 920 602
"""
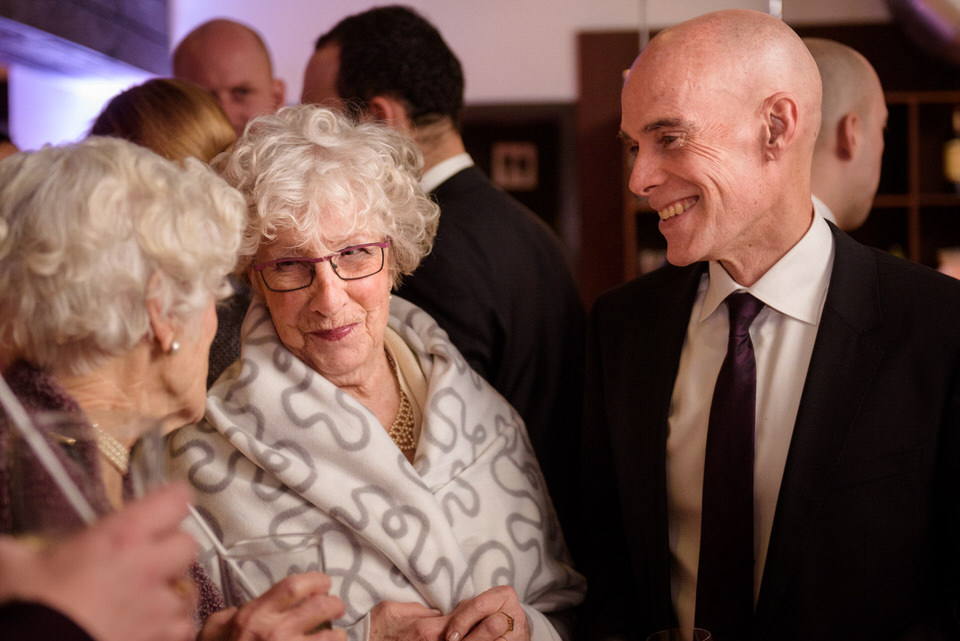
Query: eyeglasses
253 241 390 292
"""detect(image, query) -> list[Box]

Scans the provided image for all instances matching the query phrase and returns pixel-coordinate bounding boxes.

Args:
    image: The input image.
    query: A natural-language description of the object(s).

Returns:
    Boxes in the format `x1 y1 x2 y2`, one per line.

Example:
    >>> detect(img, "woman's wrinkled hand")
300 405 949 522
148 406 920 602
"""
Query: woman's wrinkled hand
368 600 446 641
442 586 529 641
199 571 346 641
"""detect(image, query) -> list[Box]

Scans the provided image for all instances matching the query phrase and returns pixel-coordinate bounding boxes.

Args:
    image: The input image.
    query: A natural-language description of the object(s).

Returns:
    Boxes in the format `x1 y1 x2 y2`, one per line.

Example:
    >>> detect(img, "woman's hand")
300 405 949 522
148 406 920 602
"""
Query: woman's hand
442 586 529 641
0 483 199 641
199 572 345 641
368 600 445 641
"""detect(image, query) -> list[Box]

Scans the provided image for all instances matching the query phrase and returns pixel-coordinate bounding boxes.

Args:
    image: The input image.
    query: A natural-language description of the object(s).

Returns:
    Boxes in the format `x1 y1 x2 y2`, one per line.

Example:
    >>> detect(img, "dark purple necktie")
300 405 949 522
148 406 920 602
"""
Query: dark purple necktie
695 292 764 641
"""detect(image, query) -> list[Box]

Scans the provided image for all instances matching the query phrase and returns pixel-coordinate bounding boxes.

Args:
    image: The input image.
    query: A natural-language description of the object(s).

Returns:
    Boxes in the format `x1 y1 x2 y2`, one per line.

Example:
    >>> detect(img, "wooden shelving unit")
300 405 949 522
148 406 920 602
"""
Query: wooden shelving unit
855 91 960 267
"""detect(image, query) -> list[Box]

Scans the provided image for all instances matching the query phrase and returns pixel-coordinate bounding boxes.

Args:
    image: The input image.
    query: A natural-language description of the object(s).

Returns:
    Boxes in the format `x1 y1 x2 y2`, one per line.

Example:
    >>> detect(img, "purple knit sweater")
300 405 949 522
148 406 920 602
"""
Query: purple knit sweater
0 361 226 626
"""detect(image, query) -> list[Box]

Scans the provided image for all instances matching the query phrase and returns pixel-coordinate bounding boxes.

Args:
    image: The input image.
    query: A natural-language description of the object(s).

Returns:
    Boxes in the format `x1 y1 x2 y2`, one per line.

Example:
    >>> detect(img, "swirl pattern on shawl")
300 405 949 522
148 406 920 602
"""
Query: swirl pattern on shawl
166 297 584 641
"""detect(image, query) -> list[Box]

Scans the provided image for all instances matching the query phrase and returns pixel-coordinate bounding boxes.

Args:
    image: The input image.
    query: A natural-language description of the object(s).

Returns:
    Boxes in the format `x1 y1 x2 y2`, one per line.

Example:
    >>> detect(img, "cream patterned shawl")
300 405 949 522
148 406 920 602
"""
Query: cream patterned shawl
166 297 585 641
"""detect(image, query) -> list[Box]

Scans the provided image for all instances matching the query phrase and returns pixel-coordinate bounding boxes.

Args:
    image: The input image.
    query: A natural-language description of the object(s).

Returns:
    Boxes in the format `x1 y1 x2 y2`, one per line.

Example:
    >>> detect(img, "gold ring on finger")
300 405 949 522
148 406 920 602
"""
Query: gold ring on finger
499 611 515 632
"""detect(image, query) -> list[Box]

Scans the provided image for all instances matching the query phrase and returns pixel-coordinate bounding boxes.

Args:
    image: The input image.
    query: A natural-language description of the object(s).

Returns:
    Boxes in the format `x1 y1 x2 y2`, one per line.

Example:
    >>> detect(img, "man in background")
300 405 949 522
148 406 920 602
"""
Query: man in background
301 5 585 524
173 19 286 385
173 18 285 137
806 37 888 231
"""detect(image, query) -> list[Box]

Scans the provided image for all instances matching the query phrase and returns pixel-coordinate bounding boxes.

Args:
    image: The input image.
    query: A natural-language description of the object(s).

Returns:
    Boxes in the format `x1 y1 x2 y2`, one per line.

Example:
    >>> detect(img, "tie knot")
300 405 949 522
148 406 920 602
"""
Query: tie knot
726 292 764 339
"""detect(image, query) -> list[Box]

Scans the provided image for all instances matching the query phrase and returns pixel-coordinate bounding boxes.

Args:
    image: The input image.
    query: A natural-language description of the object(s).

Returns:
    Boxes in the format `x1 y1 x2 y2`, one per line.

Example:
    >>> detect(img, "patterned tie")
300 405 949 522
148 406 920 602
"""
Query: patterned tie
695 292 764 641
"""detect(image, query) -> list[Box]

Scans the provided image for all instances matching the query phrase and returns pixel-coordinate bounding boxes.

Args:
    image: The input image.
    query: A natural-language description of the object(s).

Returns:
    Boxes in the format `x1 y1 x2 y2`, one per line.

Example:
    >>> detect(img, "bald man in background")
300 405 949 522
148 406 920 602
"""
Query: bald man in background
173 19 285 136
576 9 960 641
806 38 888 231
173 20 285 385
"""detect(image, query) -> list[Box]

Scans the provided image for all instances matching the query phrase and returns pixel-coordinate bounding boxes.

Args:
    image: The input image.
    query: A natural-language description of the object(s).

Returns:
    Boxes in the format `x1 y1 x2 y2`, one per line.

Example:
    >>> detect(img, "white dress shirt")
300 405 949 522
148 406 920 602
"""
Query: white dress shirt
813 194 837 226
668 206 835 632
420 152 473 193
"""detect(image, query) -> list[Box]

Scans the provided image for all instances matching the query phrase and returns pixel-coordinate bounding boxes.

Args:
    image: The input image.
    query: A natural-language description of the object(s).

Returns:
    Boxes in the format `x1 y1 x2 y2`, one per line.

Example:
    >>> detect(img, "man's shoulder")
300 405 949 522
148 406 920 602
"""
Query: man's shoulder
835 230 960 305
429 166 577 280
594 262 704 315
433 167 557 239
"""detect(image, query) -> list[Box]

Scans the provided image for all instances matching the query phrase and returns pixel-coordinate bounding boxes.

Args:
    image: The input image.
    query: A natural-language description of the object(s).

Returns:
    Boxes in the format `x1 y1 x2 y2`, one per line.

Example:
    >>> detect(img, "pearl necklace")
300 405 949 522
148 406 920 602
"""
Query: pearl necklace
91 423 130 474
384 350 416 451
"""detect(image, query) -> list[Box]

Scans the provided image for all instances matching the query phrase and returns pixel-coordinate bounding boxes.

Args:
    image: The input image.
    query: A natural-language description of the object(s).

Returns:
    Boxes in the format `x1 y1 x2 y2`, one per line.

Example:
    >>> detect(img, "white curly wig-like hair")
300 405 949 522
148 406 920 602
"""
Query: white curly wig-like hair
214 104 440 288
0 136 246 376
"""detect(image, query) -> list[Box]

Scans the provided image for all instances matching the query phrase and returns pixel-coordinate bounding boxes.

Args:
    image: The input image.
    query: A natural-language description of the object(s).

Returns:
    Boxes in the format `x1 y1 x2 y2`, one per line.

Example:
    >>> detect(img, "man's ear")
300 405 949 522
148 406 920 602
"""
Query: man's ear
272 77 287 112
834 112 859 161
146 274 176 354
366 95 413 132
761 93 799 160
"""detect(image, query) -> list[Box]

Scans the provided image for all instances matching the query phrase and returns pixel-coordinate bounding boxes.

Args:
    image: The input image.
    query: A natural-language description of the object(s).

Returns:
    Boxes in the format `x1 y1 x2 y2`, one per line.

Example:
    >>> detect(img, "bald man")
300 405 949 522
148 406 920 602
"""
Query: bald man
173 19 285 136
575 9 960 641
806 38 888 231
173 20 285 385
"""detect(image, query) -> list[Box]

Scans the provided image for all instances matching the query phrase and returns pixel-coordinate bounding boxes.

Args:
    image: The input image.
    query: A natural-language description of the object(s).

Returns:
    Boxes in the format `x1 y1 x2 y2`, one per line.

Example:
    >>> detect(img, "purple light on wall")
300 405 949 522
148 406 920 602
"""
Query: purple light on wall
9 65 151 151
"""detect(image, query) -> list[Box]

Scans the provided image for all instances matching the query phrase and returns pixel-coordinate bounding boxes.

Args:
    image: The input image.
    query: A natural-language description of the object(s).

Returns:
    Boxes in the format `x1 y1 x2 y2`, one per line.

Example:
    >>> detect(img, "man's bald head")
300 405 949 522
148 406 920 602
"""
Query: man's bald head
805 38 887 231
639 10 822 154
173 19 285 136
806 39 883 153
620 9 824 284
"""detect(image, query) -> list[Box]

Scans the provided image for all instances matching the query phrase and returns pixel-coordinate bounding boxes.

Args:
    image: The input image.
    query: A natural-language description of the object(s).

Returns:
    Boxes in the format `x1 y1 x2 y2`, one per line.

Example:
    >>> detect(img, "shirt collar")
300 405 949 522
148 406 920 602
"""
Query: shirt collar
812 193 837 225
701 208 835 326
420 153 474 193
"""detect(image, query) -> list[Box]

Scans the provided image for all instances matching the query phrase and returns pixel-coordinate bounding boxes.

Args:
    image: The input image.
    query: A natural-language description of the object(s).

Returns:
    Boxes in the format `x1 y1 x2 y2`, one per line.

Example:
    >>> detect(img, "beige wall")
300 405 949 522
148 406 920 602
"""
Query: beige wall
9 0 891 149
169 0 891 105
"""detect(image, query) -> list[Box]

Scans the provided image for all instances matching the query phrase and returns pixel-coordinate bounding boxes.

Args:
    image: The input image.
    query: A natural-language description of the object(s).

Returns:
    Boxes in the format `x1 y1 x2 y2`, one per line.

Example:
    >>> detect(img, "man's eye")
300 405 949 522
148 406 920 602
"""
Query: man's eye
231 88 253 100
659 134 680 147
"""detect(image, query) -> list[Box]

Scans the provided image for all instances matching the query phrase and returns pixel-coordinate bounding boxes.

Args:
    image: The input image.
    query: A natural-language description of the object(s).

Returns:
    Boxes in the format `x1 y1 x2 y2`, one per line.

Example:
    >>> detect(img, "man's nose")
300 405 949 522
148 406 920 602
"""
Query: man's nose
628 151 663 197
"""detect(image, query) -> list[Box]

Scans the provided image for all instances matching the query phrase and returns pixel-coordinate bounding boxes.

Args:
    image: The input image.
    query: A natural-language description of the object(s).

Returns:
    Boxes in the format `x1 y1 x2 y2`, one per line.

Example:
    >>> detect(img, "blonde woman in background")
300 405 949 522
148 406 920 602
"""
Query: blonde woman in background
89 77 235 163
90 77 250 387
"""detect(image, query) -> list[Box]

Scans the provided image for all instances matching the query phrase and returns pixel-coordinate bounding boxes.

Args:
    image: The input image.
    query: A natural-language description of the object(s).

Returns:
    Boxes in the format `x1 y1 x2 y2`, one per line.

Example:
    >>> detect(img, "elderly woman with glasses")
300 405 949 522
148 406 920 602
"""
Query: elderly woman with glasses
166 105 585 641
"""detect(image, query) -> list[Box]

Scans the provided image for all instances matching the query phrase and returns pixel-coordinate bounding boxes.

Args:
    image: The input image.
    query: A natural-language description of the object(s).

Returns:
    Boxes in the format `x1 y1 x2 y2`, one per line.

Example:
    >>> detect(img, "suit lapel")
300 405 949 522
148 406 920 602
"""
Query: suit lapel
754 227 885 634
614 263 705 624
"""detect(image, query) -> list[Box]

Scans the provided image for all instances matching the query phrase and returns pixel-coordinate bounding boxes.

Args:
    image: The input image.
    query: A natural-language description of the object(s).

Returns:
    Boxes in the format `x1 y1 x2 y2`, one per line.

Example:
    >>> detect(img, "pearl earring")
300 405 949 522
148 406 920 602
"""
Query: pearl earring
169 340 180 355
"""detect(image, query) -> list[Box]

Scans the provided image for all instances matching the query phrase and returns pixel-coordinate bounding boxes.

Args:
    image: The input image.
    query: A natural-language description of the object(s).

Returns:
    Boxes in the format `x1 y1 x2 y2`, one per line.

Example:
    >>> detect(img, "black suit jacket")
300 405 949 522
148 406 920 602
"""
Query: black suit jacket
575 226 960 640
0 603 95 641
396 166 585 523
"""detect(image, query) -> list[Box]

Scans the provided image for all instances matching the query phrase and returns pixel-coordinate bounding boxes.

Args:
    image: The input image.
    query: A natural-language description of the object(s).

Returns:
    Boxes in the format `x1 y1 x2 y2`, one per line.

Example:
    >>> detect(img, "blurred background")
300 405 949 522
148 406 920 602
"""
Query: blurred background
1 0 956 301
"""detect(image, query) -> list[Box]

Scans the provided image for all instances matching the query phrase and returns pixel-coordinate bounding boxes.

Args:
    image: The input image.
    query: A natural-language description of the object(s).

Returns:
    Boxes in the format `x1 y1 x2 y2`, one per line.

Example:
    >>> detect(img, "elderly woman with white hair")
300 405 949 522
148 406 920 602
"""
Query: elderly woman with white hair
166 105 585 641
0 137 345 641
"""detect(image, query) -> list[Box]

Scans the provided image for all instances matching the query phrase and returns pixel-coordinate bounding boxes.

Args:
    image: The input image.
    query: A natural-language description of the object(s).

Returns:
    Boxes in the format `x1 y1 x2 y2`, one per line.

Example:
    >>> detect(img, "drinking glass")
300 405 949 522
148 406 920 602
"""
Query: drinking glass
126 418 167 496
6 410 105 538
218 532 326 608
7 410 166 538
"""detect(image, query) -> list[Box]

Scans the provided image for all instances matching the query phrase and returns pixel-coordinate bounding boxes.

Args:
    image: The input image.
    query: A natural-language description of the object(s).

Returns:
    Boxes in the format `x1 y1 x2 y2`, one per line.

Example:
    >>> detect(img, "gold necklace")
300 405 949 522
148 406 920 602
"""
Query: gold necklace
91 423 129 474
384 350 416 451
